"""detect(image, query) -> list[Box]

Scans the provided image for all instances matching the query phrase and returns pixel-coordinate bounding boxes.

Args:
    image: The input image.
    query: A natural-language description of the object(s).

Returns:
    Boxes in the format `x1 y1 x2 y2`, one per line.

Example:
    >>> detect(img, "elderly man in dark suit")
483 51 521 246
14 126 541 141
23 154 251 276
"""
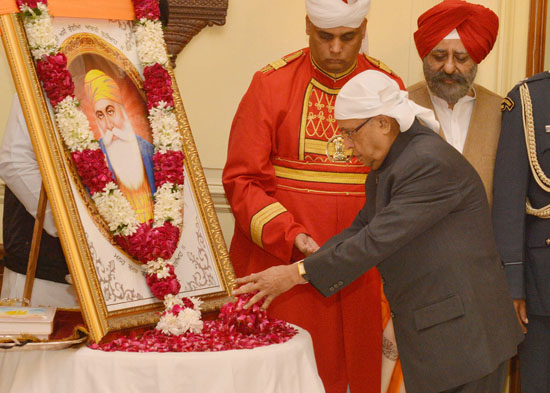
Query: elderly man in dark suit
234 70 523 393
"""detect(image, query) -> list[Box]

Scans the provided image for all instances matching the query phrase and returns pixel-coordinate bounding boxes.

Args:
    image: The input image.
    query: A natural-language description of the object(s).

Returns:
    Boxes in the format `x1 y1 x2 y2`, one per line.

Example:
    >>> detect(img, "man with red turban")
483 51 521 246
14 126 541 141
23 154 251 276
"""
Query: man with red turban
408 0 501 205
223 1 406 392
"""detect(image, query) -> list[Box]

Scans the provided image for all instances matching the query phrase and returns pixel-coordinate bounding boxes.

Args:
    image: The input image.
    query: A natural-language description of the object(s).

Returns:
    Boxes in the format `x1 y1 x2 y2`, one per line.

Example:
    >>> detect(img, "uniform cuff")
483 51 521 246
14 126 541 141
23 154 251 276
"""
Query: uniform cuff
503 263 525 299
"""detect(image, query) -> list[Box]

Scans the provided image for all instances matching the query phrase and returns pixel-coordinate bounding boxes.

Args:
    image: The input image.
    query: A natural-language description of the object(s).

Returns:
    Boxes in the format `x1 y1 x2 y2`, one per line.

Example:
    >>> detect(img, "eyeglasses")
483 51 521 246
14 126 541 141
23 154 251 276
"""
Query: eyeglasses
339 118 372 139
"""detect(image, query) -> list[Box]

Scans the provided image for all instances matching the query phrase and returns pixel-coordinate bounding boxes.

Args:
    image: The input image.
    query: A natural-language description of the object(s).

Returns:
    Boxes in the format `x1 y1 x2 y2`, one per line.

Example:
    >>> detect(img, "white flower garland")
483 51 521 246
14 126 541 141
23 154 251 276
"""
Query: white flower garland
20 3 57 59
134 18 169 67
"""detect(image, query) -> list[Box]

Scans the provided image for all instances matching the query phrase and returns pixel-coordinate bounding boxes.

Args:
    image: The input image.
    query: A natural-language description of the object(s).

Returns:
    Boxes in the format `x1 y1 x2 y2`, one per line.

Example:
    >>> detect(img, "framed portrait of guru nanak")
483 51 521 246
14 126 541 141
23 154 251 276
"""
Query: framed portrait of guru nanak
0 0 234 342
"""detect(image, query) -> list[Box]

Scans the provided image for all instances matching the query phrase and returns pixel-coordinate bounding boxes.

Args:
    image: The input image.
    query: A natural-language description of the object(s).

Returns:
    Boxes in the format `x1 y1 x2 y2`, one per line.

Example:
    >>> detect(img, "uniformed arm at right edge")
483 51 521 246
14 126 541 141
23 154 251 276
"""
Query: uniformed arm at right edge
492 85 529 300
222 72 308 264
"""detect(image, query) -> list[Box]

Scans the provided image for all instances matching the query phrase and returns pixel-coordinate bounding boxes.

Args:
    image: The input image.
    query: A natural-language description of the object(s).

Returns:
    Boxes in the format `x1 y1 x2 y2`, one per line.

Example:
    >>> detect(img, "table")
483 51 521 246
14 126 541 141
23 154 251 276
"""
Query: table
0 326 325 393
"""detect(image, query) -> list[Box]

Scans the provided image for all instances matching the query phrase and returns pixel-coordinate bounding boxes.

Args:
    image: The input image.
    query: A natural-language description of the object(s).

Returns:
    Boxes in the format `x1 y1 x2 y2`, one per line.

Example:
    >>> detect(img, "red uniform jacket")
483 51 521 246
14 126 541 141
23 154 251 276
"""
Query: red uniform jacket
223 48 404 393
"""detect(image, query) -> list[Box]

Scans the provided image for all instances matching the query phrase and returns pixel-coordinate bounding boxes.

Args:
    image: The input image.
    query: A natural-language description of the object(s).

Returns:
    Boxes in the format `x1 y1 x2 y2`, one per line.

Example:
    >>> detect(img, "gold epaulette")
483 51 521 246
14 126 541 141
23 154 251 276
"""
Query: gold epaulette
364 54 396 76
501 96 515 112
260 50 304 74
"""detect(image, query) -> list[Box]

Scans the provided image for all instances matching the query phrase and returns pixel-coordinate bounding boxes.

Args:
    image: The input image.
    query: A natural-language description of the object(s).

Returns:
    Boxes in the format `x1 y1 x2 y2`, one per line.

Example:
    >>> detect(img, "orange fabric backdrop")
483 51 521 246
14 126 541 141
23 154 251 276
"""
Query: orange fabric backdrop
0 0 134 19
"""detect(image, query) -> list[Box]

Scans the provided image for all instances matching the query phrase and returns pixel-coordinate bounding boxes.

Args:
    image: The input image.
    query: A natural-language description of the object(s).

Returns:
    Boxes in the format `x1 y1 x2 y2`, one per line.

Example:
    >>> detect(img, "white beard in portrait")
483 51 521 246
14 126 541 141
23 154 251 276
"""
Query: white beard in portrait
100 108 146 191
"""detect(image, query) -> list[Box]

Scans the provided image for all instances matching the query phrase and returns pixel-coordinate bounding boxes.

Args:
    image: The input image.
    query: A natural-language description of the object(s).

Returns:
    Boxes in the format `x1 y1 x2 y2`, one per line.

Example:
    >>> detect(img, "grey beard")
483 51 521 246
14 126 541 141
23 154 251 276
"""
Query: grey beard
423 60 477 106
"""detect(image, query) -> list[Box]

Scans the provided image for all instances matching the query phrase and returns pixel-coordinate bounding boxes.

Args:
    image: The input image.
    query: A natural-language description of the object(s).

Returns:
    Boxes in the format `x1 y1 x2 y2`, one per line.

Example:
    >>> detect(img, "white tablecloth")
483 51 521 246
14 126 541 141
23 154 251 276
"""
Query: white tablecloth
0 326 325 393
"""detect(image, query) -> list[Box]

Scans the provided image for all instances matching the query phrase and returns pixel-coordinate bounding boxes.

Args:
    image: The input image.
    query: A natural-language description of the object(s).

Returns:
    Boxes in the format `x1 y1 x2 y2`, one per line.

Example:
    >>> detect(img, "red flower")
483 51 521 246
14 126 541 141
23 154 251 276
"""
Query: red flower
218 294 269 335
114 222 180 262
36 54 74 108
153 151 184 187
17 0 46 9
132 0 160 20
143 64 174 109
71 149 113 195
182 297 195 309
146 265 181 300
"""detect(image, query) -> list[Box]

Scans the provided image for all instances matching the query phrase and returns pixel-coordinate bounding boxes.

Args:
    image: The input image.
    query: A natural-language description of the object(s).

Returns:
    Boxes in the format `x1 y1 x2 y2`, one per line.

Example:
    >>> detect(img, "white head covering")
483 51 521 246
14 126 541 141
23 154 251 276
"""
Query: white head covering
306 0 370 28
335 70 440 132
444 28 461 40
306 0 371 53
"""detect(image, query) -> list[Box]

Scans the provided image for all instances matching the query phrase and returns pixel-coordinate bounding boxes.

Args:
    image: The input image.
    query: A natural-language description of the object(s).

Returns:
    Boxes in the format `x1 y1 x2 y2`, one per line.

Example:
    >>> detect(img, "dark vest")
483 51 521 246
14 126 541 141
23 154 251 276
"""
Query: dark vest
3 186 68 283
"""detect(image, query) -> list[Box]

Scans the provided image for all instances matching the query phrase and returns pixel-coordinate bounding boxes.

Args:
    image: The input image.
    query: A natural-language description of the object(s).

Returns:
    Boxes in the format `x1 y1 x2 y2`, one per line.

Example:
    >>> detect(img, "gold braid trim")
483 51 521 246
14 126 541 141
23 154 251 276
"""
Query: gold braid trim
526 199 550 217
520 83 550 217
250 202 287 248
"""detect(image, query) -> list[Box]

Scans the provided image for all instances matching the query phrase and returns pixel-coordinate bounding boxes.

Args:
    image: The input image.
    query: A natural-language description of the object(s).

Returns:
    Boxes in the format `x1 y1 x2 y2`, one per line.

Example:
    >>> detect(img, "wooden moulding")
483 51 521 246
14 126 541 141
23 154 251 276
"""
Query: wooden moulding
526 0 548 77
165 0 228 67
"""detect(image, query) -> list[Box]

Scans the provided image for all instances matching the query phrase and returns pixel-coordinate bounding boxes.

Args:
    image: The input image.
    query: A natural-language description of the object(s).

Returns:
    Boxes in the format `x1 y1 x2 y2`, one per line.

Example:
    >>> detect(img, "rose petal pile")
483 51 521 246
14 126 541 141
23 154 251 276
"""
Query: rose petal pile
218 293 271 335
90 295 298 352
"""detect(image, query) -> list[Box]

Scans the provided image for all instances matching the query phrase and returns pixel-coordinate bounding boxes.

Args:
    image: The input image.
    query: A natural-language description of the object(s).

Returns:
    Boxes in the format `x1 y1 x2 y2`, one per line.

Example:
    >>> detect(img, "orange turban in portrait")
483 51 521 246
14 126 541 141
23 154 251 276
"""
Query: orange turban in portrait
84 69 123 105
414 0 499 63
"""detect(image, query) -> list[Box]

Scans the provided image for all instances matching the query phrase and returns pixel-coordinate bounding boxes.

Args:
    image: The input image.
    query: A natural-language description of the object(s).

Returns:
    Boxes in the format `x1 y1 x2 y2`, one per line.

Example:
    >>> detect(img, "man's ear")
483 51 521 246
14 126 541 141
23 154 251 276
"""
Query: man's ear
306 15 312 36
377 116 393 134
360 18 367 39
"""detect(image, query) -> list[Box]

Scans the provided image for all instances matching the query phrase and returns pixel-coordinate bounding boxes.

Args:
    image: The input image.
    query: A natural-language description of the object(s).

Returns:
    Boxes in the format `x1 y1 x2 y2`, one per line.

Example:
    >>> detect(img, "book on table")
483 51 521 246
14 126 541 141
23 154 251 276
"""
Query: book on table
0 306 56 340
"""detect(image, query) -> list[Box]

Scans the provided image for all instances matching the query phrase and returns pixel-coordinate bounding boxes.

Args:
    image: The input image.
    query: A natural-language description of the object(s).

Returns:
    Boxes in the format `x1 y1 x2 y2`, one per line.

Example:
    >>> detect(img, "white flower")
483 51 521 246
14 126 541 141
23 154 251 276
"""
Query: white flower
156 308 203 335
189 297 203 312
54 96 98 152
134 19 169 66
143 258 170 278
163 294 184 309
153 183 183 227
20 4 58 59
91 182 139 236
148 104 182 153
156 312 182 335
177 308 204 334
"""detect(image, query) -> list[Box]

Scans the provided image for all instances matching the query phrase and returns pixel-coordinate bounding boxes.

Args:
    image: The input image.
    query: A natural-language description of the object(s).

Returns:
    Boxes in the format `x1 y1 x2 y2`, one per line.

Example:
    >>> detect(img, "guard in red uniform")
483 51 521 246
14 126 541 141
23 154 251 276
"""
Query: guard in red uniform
223 2 404 392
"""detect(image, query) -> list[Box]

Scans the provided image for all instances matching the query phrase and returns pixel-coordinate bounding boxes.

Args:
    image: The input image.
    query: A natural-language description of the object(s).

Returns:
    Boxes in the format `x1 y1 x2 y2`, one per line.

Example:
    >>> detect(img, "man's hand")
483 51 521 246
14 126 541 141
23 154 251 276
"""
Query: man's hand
294 233 320 256
513 299 528 334
233 264 306 310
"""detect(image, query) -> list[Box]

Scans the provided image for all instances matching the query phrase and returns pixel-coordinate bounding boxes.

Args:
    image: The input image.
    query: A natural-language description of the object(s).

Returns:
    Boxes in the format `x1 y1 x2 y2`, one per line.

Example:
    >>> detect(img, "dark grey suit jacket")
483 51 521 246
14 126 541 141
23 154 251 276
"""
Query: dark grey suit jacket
304 121 523 393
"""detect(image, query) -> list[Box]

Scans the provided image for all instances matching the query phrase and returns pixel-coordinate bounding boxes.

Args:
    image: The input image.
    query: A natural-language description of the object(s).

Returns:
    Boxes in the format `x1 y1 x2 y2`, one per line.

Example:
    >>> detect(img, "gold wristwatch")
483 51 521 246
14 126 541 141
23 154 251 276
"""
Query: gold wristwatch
296 260 309 283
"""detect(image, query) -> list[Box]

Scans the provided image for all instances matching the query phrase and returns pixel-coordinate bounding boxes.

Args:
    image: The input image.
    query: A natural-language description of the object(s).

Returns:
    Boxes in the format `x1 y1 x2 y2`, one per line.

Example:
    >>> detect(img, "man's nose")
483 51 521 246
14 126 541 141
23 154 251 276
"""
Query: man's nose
329 39 343 54
442 57 457 74
104 115 114 130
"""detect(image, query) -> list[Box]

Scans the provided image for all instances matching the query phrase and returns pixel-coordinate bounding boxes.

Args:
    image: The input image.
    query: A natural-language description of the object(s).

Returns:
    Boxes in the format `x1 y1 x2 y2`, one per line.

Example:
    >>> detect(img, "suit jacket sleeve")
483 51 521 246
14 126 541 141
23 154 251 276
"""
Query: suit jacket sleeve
492 87 529 300
304 150 463 296
222 72 308 263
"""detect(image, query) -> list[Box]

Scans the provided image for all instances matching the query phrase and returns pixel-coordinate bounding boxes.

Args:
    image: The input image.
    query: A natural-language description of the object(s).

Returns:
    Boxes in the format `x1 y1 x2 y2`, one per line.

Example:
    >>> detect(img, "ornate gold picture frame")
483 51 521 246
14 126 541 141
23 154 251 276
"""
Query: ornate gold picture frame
0 11 234 342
